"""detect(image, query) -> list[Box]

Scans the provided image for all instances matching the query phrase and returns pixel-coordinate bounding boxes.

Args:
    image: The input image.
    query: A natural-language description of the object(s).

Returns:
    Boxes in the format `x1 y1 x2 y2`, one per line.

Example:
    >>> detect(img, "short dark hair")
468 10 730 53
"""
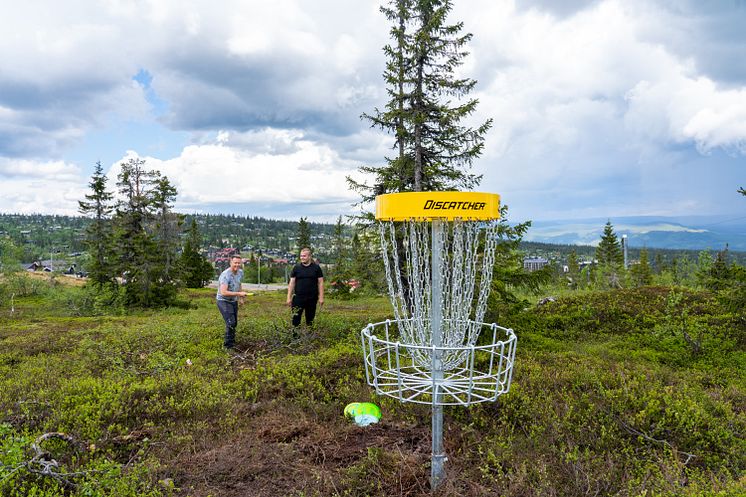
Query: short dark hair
230 254 242 261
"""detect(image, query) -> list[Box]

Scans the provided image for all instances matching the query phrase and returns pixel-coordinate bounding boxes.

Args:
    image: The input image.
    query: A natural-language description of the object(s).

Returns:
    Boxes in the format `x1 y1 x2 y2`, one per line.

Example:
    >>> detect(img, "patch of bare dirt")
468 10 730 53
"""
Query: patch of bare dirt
168 402 433 497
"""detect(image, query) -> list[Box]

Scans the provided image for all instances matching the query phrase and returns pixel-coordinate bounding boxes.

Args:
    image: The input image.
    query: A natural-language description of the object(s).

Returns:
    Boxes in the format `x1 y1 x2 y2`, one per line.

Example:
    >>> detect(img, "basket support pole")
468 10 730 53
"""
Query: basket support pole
431 219 446 489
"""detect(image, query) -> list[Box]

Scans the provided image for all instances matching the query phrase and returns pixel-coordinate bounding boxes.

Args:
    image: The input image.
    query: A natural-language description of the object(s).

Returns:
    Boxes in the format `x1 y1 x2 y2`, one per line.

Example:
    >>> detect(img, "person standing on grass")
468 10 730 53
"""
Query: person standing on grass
217 254 247 349
286 247 324 327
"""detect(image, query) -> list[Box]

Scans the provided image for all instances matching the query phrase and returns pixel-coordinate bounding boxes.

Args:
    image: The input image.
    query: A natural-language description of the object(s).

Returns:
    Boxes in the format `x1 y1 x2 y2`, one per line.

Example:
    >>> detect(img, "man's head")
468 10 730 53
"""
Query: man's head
230 254 243 272
300 248 312 266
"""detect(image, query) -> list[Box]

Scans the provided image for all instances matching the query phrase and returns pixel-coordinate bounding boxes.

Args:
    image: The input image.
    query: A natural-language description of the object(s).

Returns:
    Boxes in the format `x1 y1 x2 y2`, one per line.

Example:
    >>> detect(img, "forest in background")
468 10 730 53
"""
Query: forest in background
2 212 745 269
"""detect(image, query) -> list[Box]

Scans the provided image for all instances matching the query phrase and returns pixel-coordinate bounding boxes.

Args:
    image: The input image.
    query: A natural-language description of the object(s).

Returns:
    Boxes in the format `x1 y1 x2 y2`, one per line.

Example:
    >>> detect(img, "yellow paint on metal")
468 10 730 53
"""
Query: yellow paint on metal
375 191 501 221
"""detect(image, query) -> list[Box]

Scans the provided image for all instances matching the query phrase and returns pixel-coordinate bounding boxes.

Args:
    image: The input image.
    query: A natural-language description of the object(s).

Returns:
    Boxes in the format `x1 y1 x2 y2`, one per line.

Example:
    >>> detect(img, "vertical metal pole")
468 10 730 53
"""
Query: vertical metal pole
430 219 445 489
622 235 628 269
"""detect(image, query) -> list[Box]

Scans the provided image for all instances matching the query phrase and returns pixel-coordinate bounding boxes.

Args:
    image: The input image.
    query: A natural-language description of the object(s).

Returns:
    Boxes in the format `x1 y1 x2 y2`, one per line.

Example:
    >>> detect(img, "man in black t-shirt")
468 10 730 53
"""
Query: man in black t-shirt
286 247 324 327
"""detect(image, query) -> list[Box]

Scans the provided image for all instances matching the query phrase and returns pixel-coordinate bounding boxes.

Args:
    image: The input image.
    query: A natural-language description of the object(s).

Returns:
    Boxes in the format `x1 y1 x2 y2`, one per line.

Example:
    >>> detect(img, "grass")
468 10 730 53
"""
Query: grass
0 275 744 496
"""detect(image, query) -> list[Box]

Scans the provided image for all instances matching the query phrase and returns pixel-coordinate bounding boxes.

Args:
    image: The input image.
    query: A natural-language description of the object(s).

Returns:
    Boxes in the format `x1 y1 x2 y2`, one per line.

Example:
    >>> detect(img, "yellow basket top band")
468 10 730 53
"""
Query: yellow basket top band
375 192 501 221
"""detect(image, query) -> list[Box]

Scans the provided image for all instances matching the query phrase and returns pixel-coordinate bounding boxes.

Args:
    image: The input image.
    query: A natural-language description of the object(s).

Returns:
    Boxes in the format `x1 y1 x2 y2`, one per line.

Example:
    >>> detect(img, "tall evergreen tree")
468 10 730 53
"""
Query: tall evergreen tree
78 162 114 287
348 0 492 204
152 176 181 288
112 157 180 307
296 217 311 253
594 221 624 288
706 247 731 291
595 221 623 268
630 247 653 287
179 219 214 288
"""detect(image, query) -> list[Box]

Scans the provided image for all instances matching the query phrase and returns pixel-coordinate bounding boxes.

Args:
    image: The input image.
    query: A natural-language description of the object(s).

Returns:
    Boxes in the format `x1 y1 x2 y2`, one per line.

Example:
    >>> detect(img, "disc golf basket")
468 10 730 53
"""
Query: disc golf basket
360 191 517 489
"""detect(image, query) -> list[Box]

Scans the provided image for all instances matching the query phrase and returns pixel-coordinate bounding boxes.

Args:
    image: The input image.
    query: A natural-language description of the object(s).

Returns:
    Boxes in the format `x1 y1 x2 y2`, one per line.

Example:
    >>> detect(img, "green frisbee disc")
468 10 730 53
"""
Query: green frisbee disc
344 402 381 423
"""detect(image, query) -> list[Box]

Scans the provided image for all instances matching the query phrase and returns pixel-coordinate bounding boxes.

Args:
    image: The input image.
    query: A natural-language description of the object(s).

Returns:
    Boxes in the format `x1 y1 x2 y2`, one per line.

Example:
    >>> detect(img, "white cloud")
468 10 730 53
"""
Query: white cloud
0 160 85 215
0 159 80 180
107 130 359 209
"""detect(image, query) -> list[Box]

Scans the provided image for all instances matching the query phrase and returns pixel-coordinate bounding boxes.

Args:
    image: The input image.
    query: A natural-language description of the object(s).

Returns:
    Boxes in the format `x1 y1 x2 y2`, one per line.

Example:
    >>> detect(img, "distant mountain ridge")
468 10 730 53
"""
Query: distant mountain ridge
523 215 746 251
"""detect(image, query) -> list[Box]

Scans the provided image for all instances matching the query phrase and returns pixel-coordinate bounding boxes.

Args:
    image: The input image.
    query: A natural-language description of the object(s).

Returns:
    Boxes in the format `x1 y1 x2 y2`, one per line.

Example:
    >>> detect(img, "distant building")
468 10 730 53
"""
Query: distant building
212 247 240 273
523 257 549 272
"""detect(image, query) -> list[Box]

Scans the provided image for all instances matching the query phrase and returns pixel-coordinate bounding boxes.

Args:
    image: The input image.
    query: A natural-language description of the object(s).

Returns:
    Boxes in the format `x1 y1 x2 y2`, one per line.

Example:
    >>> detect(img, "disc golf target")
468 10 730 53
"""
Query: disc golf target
360 191 517 489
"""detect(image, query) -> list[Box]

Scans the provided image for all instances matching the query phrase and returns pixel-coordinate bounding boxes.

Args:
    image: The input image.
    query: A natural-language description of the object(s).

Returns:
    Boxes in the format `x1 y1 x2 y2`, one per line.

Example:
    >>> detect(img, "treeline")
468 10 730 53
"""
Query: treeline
6 211 746 268
0 210 340 264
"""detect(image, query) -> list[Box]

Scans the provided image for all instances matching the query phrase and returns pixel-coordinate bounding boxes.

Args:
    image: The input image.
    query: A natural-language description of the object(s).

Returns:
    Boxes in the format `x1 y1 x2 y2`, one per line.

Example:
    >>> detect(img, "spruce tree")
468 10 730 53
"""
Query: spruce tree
594 221 624 288
595 221 623 268
179 219 214 288
630 247 653 287
152 176 182 299
348 0 492 204
297 217 311 253
78 162 114 288
112 157 180 307
706 248 731 291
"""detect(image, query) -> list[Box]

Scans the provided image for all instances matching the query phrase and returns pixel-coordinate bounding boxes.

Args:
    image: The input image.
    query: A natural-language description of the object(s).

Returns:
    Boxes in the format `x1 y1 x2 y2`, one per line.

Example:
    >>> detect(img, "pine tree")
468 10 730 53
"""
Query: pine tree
179 219 214 288
594 221 624 288
348 0 492 204
152 176 182 301
706 248 731 291
297 217 311 253
78 162 115 288
112 157 180 307
596 221 623 268
630 247 653 287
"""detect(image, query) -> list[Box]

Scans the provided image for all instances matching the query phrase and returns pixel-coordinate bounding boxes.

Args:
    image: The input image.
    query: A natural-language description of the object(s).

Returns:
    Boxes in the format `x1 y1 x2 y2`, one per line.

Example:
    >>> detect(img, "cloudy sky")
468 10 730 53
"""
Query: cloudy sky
1 0 745 223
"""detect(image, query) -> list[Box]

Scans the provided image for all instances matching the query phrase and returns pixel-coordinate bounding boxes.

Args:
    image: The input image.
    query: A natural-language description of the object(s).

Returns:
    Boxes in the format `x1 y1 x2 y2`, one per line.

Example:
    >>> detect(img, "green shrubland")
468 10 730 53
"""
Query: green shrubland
0 274 743 496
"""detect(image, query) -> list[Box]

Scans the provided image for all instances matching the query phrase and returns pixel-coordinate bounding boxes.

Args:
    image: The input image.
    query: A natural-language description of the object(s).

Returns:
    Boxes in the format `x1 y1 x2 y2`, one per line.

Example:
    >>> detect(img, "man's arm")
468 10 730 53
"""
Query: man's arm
286 277 296 306
219 283 246 298
317 277 324 306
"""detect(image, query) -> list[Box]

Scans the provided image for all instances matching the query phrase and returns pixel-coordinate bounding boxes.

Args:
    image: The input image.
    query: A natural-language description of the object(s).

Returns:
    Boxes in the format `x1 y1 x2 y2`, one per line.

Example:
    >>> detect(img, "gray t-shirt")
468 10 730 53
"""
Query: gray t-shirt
216 268 243 302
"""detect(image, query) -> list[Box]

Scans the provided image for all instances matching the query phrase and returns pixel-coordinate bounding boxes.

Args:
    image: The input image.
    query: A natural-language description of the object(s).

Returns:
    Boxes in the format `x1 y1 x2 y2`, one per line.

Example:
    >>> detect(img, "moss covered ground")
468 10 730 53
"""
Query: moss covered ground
0 278 744 496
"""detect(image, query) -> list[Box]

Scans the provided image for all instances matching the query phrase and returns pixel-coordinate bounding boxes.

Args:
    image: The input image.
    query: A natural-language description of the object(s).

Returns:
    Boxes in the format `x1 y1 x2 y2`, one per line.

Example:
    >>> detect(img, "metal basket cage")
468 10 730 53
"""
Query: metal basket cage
361 318 517 406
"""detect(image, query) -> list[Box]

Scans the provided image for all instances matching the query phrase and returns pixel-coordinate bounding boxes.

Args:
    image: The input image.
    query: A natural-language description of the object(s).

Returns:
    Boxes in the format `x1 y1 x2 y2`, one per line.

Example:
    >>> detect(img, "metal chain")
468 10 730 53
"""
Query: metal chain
379 218 499 370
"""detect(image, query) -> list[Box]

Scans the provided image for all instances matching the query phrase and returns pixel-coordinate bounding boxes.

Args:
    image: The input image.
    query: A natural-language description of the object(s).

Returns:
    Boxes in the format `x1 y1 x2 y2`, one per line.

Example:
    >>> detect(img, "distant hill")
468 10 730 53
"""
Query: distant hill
523 215 746 252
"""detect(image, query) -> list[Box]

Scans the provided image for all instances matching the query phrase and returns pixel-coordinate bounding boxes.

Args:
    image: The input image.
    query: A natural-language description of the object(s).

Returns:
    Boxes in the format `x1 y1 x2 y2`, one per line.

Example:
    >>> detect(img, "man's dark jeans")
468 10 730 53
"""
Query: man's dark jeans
291 297 317 327
217 299 238 348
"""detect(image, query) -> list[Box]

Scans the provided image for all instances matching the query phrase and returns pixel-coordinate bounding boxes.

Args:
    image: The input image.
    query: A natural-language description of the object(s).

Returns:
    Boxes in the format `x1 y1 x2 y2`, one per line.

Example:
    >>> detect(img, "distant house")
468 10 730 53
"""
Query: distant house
25 261 42 271
25 261 53 272
523 257 549 272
